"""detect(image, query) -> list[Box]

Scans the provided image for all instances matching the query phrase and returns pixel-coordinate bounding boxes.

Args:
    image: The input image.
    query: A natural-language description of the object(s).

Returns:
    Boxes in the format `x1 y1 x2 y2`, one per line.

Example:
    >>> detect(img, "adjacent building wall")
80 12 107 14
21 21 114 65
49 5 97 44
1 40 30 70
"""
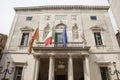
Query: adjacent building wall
0 33 7 60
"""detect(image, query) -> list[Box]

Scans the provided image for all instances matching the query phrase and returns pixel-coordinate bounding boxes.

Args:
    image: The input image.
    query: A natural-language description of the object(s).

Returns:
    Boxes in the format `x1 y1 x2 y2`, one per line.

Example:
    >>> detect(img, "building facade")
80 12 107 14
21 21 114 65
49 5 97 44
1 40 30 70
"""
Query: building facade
0 5 120 80
0 33 7 60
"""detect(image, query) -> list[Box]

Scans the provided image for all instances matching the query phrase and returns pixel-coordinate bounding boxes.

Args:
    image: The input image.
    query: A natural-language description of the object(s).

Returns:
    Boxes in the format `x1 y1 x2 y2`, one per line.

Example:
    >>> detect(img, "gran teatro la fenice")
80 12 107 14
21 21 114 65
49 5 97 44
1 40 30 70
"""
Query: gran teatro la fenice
0 5 120 80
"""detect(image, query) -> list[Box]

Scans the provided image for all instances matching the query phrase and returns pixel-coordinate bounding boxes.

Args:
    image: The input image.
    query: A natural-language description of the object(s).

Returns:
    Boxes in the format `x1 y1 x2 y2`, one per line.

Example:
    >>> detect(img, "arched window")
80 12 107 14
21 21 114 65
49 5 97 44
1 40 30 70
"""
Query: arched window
72 25 78 40
43 24 50 39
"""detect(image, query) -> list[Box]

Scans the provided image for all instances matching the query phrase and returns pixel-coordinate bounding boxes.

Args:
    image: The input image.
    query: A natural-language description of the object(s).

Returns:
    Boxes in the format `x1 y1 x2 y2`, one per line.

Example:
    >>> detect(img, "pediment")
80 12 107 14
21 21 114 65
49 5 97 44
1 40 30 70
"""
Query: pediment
90 25 104 31
20 26 34 31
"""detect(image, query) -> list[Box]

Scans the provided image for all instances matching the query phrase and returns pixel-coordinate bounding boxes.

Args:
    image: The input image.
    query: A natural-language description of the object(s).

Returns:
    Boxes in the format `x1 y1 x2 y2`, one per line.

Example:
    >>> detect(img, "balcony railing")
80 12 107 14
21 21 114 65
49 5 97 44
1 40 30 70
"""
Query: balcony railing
33 42 90 51
36 42 83 47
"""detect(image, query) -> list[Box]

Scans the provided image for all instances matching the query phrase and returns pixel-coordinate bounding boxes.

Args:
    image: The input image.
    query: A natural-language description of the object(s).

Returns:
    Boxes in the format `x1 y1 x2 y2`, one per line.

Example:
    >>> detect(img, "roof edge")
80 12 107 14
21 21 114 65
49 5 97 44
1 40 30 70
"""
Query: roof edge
14 5 110 11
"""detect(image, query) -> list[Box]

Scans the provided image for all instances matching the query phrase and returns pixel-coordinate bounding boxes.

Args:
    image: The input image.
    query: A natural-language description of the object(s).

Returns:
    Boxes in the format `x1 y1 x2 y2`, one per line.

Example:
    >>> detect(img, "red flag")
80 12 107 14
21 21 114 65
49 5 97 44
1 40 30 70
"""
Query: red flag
28 27 39 54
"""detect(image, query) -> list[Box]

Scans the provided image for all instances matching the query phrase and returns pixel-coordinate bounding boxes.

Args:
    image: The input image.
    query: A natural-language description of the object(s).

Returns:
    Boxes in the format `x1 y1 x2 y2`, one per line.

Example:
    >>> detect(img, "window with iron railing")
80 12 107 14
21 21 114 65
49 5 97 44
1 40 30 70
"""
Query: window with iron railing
20 33 29 46
14 66 23 80
94 32 103 46
100 67 110 80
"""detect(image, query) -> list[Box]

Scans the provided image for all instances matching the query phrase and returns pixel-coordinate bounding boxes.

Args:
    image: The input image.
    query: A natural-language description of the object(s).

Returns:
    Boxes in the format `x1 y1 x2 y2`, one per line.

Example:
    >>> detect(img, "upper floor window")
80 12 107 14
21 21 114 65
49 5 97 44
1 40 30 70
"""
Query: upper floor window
26 16 32 21
14 66 23 80
20 26 34 47
94 32 103 46
0 37 3 43
20 33 29 46
100 67 110 80
55 33 62 43
90 16 97 20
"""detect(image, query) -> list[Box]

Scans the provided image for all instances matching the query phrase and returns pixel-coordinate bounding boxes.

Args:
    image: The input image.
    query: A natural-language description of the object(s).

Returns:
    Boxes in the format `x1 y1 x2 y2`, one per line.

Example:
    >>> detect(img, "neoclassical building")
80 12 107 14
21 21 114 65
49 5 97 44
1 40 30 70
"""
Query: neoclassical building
0 5 120 80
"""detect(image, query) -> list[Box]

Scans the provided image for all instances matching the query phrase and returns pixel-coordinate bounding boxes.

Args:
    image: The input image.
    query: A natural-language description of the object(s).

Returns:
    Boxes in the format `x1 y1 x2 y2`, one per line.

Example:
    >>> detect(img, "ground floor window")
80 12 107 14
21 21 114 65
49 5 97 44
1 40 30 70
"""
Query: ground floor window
14 66 23 80
100 67 110 80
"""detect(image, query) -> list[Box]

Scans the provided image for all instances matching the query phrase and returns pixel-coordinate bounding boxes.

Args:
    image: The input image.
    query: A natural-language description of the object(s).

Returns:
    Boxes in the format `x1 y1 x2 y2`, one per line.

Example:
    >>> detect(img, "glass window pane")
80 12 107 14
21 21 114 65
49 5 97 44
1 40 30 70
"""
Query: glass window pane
14 67 23 80
16 76 21 80
94 32 103 46
90 16 97 20
100 67 110 80
26 16 32 21
57 33 62 42
20 33 29 46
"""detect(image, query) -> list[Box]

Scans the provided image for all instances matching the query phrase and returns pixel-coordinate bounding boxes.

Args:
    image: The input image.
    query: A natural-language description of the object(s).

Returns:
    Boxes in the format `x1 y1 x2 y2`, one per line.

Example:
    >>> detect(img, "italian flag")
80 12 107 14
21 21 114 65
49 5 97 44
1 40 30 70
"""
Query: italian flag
44 27 54 46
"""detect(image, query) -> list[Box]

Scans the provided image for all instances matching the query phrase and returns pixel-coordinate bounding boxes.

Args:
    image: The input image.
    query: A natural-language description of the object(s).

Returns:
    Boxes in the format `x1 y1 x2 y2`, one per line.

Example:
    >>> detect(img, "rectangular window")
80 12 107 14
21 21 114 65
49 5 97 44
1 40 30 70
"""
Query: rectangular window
26 16 32 21
94 32 103 46
14 67 23 80
100 67 110 80
90 16 97 20
54 33 63 47
20 33 29 46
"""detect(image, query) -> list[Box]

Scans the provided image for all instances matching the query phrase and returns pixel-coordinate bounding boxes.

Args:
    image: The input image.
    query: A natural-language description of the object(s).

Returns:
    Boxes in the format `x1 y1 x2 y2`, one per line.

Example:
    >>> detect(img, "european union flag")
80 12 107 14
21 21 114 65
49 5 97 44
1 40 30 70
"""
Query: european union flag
61 25 67 46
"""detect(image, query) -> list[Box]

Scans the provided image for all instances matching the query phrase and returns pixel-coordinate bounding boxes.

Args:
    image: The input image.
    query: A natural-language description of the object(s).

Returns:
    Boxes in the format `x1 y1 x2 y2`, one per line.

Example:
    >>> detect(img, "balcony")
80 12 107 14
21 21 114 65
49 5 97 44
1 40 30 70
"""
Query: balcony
33 42 90 51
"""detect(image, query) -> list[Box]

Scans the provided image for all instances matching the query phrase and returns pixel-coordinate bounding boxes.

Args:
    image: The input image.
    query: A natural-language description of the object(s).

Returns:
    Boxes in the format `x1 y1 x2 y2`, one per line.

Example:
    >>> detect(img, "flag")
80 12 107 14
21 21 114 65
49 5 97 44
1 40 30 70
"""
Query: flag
28 27 39 54
80 29 87 48
61 25 67 46
44 26 54 46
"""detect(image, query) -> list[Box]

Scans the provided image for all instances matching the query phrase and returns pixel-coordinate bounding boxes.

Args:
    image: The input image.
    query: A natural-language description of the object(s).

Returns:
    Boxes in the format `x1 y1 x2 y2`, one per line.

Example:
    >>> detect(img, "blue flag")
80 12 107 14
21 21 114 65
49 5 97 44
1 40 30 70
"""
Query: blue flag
61 25 67 46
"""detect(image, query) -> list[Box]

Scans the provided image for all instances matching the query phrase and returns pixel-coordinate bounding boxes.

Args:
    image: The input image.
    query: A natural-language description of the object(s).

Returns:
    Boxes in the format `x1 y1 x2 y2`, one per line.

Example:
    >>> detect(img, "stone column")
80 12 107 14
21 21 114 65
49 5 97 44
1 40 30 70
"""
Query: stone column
48 56 54 80
34 56 40 80
83 56 90 80
68 56 74 80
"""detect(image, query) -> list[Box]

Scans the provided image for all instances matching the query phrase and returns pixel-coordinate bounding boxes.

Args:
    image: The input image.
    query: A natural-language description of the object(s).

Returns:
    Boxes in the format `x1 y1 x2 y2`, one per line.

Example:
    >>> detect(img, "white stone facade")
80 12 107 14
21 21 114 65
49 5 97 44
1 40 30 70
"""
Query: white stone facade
0 5 120 80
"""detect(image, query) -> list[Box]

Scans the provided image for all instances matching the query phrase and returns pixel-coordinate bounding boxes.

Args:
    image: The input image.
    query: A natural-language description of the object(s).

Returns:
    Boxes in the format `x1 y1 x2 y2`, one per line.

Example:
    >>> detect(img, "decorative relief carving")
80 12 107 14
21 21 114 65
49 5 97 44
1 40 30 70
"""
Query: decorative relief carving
55 15 66 20
71 15 77 20
45 15 50 20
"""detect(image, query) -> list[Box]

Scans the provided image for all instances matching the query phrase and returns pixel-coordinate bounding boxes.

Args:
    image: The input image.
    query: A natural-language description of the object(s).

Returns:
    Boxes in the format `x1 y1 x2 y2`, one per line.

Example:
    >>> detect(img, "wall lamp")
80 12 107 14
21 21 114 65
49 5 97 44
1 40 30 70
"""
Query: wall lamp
109 62 120 80
0 62 14 80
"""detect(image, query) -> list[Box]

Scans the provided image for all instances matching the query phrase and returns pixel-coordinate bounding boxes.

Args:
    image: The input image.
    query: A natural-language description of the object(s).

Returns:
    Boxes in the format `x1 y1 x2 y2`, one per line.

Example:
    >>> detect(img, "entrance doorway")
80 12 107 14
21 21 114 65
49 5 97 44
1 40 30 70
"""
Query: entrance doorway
55 58 67 80
55 75 67 80
38 57 84 80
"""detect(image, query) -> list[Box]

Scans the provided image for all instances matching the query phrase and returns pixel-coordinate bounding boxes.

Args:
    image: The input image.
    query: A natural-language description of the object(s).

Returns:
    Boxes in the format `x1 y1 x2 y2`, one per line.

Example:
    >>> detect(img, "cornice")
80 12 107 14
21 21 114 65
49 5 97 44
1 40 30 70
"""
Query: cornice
14 5 110 12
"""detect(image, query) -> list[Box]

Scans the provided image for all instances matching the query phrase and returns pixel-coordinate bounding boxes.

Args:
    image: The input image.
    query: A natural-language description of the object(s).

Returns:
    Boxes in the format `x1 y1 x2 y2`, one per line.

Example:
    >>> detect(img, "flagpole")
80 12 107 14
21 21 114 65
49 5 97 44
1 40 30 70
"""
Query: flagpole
53 21 55 47
37 22 40 41
80 13 87 48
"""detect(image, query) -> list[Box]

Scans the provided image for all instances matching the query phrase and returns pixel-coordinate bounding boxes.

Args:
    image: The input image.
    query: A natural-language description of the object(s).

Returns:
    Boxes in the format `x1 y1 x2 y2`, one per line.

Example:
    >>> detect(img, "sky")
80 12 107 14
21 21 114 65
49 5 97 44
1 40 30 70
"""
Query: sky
0 0 117 35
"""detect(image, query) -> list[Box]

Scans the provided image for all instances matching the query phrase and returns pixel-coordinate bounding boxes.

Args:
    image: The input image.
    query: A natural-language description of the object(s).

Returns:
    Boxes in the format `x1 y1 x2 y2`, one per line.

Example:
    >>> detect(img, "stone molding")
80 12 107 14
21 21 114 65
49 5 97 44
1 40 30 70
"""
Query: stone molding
14 5 109 11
